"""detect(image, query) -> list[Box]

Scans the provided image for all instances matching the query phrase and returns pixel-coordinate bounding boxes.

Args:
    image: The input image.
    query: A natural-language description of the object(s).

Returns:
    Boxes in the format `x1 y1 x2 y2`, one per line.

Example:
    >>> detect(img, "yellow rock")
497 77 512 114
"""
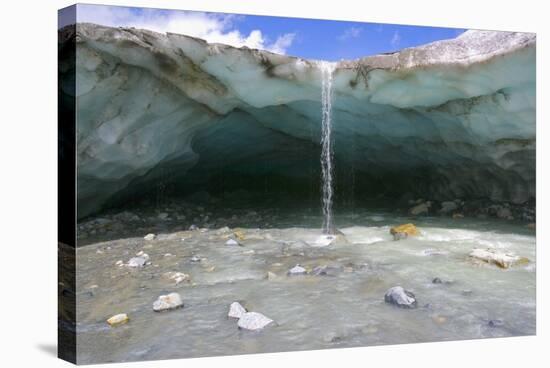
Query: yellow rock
516 257 530 266
390 223 419 238
233 229 246 241
107 313 129 326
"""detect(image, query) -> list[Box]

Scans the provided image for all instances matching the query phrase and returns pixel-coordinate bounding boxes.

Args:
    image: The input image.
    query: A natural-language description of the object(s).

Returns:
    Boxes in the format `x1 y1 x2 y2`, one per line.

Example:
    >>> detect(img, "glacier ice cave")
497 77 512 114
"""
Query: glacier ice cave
59 24 535 219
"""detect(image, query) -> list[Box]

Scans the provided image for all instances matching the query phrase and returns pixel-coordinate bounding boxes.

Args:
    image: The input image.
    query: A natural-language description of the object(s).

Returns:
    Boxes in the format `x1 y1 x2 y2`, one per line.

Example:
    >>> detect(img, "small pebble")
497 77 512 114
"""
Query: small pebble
107 313 129 326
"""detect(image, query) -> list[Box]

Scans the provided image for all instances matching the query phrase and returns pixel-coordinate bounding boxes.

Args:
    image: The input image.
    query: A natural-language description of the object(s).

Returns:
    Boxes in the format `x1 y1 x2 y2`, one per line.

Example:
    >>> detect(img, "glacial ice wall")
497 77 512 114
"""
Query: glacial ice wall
60 24 536 218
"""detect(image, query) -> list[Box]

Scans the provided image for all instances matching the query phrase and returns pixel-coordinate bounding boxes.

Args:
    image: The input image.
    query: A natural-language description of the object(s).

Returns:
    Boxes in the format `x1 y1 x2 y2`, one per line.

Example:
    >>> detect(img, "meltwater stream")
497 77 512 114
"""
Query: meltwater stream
75 206 536 364
320 62 336 234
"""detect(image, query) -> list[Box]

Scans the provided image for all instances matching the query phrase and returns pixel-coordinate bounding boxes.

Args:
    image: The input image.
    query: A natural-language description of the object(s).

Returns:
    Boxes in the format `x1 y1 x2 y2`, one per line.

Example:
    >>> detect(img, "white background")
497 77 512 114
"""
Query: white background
0 0 547 366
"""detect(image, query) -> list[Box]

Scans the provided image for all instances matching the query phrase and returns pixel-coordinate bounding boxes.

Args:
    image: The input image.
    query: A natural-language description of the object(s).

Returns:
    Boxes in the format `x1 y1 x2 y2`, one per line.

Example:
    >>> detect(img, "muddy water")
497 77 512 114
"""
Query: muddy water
75 212 535 364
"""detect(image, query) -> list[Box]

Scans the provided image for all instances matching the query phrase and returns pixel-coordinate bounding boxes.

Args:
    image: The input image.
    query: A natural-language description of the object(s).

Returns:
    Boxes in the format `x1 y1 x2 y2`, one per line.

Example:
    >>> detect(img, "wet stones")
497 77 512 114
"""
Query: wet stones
390 223 419 240
384 286 417 309
164 271 190 285
237 312 274 331
228 302 247 319
153 292 183 312
107 313 129 326
432 277 443 284
226 302 274 331
469 248 529 269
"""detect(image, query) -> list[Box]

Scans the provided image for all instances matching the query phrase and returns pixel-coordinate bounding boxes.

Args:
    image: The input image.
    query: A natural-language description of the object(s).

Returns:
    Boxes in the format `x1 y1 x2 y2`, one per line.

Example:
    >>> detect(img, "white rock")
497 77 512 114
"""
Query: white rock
225 239 240 246
144 233 156 241
237 312 274 331
127 256 147 268
288 264 307 275
384 286 417 308
153 292 183 312
115 260 123 266
228 302 247 319
470 248 528 269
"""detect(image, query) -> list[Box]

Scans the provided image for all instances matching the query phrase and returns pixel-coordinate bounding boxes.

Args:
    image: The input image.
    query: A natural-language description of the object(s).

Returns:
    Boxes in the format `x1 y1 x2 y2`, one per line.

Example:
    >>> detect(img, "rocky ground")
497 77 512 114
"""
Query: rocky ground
77 193 535 246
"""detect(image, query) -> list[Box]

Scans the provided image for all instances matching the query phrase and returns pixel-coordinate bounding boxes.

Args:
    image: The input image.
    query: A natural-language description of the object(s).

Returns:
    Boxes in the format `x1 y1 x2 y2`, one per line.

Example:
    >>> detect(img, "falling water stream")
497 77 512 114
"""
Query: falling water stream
320 61 336 234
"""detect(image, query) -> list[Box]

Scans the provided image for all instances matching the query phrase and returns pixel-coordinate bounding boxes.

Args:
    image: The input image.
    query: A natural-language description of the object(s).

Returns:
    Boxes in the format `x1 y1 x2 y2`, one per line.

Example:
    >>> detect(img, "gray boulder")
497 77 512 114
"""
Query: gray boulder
384 286 417 308
228 302 247 319
237 312 274 331
153 292 183 312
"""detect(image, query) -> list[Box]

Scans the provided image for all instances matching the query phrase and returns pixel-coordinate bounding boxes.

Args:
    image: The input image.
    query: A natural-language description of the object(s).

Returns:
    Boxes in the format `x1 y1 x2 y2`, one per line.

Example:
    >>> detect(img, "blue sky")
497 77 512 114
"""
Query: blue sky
65 4 465 61
238 16 465 60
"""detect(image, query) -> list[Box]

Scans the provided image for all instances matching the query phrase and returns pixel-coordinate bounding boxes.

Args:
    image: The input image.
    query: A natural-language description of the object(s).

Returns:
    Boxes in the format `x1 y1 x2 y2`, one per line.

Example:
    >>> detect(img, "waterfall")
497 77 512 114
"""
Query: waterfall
320 61 336 234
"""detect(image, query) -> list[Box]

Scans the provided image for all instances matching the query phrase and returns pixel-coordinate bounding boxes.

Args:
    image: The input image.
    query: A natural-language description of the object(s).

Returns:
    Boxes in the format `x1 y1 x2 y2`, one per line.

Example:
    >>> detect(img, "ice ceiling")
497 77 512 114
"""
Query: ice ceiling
60 24 536 218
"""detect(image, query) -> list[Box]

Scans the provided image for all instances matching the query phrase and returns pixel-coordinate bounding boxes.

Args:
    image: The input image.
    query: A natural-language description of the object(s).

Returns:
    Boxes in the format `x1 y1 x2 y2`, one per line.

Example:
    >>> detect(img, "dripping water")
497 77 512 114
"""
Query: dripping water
320 61 336 234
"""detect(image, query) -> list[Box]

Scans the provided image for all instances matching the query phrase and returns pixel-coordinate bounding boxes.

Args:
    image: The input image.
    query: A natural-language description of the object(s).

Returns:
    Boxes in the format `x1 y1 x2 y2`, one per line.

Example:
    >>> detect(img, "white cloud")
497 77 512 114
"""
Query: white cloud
391 30 401 47
338 26 362 41
269 33 296 54
77 4 295 54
